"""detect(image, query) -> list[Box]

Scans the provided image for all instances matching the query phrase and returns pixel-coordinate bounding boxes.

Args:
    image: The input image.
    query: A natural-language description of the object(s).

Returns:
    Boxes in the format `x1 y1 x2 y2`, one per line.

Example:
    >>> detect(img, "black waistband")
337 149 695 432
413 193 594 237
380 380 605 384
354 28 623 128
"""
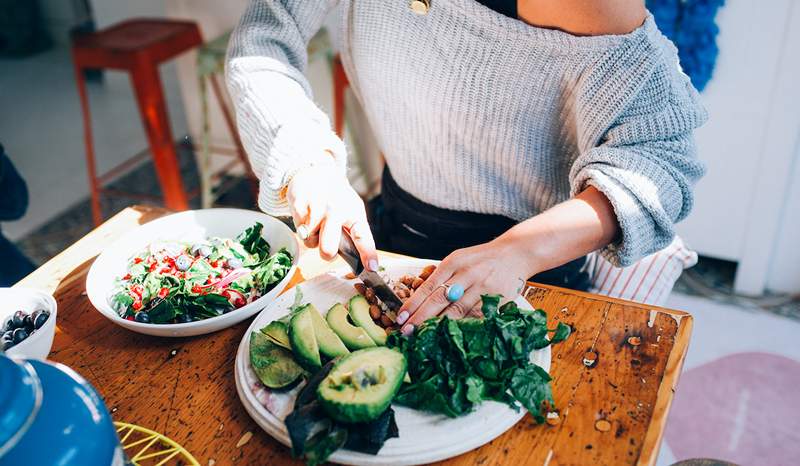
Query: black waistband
373 167 589 290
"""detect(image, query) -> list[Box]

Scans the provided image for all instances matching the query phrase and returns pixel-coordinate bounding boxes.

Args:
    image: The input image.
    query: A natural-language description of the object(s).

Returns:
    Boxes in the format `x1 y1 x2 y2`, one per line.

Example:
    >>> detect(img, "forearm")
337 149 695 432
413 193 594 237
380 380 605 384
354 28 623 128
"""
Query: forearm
496 186 619 276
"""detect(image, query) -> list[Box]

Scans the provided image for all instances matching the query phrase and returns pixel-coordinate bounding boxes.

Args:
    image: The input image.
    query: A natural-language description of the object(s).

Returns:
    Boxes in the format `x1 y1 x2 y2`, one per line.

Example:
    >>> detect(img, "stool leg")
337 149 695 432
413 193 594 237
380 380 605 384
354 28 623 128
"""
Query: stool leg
198 75 213 208
73 60 103 226
129 64 189 211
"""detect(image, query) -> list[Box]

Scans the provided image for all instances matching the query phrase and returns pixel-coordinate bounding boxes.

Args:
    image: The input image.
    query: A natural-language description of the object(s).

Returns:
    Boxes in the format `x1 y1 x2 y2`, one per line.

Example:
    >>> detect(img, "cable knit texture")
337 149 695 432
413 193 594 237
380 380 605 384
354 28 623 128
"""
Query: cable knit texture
226 0 707 266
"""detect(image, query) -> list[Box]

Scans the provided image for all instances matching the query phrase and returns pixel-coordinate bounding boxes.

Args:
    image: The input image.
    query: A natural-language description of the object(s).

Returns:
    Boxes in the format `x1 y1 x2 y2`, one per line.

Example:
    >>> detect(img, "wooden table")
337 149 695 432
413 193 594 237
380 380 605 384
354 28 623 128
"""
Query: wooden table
16 206 692 466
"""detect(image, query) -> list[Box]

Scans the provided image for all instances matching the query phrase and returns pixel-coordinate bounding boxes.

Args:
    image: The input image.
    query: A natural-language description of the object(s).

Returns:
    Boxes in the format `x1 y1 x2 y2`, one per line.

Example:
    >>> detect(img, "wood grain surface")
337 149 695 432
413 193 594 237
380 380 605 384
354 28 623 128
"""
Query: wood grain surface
15 206 692 466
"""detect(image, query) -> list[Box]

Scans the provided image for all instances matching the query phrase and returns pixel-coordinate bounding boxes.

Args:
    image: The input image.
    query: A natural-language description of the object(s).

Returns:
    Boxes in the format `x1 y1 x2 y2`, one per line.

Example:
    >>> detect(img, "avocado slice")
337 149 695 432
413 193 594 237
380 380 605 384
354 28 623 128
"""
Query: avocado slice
289 306 321 370
249 332 305 389
306 304 350 359
348 295 387 346
260 321 291 350
326 303 377 350
318 347 407 423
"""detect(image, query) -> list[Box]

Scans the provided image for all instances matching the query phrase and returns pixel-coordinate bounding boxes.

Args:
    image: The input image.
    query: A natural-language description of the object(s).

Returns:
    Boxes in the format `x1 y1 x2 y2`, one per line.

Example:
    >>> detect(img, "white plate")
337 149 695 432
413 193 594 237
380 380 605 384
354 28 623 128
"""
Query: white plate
86 209 300 337
235 258 550 466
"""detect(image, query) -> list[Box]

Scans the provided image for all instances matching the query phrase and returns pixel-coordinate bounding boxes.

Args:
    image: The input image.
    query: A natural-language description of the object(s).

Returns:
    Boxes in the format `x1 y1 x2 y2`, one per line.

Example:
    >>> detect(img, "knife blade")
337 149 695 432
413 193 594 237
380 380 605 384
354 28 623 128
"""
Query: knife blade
338 228 404 312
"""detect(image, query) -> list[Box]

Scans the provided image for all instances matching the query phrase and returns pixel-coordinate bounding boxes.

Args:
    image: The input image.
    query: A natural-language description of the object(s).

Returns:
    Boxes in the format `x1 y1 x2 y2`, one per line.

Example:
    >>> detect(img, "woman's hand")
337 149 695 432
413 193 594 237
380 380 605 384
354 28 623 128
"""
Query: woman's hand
395 185 620 335
286 160 378 270
395 236 535 335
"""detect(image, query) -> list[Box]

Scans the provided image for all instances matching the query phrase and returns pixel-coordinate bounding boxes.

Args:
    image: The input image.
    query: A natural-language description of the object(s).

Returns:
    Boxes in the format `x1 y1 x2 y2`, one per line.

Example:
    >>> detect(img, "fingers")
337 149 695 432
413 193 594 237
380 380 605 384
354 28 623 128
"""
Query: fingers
396 262 455 327
346 218 378 271
400 271 473 335
318 208 344 261
442 287 482 320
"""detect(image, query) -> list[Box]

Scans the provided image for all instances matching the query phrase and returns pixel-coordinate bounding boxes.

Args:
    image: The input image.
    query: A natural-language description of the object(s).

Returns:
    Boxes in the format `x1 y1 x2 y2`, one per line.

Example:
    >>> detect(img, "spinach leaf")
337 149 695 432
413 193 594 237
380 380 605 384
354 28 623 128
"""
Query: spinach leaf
388 295 570 423
236 222 271 260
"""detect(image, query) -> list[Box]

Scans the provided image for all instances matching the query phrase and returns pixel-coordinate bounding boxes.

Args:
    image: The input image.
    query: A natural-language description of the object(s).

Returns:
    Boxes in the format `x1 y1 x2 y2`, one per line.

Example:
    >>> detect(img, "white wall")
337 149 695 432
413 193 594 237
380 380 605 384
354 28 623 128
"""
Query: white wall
766 138 800 294
675 0 800 294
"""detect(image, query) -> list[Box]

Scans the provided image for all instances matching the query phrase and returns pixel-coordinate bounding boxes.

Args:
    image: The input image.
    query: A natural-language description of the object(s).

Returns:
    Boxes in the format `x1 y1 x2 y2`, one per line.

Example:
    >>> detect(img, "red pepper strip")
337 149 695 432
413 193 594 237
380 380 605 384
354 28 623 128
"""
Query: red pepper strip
157 287 169 299
122 273 131 280
132 301 143 311
133 257 143 264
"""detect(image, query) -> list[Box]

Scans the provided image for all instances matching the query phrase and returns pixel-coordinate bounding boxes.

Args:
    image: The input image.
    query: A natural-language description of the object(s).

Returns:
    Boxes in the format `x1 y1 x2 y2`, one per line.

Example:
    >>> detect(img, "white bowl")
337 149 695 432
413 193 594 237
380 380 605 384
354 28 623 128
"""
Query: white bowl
85 209 300 337
1 288 57 360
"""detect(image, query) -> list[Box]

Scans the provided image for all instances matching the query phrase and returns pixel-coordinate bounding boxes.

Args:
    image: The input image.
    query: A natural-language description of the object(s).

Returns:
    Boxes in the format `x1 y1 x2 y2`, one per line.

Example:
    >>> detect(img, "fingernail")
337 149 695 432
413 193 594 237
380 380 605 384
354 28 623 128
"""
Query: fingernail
396 311 409 325
368 259 379 272
401 324 415 336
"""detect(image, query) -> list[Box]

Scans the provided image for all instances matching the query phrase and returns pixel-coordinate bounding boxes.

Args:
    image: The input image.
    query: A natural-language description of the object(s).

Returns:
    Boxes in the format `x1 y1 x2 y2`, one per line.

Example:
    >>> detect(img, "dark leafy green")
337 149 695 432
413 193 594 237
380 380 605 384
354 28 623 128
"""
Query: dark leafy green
387 295 569 422
237 222 272 261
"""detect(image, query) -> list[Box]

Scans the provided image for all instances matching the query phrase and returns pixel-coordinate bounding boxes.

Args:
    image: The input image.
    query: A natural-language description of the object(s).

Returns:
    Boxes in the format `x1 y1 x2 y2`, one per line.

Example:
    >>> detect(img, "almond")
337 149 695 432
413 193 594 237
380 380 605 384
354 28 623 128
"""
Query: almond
411 277 424 289
353 283 367 296
369 304 381 320
419 265 436 280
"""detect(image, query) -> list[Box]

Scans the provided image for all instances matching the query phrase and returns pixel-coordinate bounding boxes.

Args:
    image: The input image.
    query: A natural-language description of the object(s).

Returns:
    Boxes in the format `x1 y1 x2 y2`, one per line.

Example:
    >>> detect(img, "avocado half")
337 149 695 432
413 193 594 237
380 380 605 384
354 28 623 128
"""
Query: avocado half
317 347 407 423
348 295 387 346
326 303 377 350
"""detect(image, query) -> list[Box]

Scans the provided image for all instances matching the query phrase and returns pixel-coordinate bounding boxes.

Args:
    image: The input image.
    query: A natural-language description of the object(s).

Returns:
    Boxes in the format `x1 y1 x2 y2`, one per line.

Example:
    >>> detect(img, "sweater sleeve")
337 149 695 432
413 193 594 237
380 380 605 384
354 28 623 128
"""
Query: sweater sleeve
570 51 708 267
226 0 344 216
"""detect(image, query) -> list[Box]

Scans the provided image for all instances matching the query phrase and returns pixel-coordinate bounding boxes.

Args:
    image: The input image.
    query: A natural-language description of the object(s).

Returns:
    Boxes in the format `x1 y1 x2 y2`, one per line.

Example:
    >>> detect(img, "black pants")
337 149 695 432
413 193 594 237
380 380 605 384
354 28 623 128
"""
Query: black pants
368 167 590 291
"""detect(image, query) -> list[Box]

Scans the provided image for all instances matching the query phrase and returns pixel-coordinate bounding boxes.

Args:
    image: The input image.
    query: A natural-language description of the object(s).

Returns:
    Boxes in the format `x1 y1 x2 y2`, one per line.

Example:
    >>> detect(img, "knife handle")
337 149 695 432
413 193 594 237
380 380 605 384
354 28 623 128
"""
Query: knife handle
338 227 364 274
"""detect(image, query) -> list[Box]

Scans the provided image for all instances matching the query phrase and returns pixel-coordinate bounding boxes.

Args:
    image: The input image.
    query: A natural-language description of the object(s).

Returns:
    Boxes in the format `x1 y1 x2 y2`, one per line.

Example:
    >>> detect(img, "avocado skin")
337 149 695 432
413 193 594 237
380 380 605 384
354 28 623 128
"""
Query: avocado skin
260 321 291 350
326 303 377 350
307 304 350 358
289 306 322 370
318 347 407 423
249 332 305 388
348 295 388 346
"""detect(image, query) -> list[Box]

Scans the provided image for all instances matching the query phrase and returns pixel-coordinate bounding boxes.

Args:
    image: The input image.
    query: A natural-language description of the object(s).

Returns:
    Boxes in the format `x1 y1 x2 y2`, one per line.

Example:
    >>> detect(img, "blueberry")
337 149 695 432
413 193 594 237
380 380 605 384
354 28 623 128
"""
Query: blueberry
12 328 29 344
226 258 243 269
23 314 33 328
134 312 150 323
3 317 13 331
191 244 212 258
32 310 50 329
175 255 192 271
3 330 14 341
175 313 191 323
12 310 26 328
2 335 14 351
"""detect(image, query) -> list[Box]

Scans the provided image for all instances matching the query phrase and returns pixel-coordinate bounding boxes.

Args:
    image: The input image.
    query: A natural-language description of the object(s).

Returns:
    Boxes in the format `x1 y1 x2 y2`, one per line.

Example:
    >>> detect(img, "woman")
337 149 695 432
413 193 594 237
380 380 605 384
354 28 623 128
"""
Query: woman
226 0 706 335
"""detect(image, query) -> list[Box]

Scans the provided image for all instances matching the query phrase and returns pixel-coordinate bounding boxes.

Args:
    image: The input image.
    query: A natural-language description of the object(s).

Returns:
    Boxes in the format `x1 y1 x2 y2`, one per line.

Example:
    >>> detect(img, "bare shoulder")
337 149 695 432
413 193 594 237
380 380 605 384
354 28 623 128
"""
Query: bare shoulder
518 0 647 36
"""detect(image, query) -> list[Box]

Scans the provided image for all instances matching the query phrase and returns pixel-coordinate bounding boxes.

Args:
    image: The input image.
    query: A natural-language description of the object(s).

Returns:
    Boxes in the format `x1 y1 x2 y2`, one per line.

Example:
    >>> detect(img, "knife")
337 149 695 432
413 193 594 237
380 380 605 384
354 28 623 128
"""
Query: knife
338 228 404 312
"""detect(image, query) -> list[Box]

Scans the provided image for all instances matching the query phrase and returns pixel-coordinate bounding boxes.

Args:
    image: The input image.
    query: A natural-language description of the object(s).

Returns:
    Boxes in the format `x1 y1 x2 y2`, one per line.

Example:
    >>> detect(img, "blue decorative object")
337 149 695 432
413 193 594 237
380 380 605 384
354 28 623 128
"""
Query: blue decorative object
0 355 127 465
647 0 725 91
446 283 465 303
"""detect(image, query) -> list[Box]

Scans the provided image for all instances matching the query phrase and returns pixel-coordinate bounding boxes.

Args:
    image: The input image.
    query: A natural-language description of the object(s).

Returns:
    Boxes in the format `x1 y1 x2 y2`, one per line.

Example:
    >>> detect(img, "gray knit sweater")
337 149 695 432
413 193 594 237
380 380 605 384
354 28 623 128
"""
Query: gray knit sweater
226 0 707 266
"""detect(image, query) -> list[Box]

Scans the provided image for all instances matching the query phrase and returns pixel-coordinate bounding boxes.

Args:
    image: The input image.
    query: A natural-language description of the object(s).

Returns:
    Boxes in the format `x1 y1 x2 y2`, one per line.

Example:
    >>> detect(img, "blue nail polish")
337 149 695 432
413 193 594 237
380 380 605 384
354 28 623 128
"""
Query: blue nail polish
396 311 409 325
402 324 415 336
368 259 379 272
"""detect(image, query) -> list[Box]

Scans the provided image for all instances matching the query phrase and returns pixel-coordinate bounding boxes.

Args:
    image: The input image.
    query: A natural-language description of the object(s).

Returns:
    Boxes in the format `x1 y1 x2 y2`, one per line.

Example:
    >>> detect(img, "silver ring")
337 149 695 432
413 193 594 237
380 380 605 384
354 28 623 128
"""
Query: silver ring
296 224 310 240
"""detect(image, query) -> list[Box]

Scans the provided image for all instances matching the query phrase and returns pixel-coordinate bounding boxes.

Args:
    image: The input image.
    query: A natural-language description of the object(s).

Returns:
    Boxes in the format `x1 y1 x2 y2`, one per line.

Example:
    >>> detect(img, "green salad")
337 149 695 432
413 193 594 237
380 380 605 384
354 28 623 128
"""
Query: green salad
111 223 293 324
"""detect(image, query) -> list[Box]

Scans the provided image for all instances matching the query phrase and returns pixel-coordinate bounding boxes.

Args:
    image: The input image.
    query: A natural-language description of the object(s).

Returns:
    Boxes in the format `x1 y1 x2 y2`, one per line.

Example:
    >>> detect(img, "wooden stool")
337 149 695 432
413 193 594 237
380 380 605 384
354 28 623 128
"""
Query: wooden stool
71 19 203 225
